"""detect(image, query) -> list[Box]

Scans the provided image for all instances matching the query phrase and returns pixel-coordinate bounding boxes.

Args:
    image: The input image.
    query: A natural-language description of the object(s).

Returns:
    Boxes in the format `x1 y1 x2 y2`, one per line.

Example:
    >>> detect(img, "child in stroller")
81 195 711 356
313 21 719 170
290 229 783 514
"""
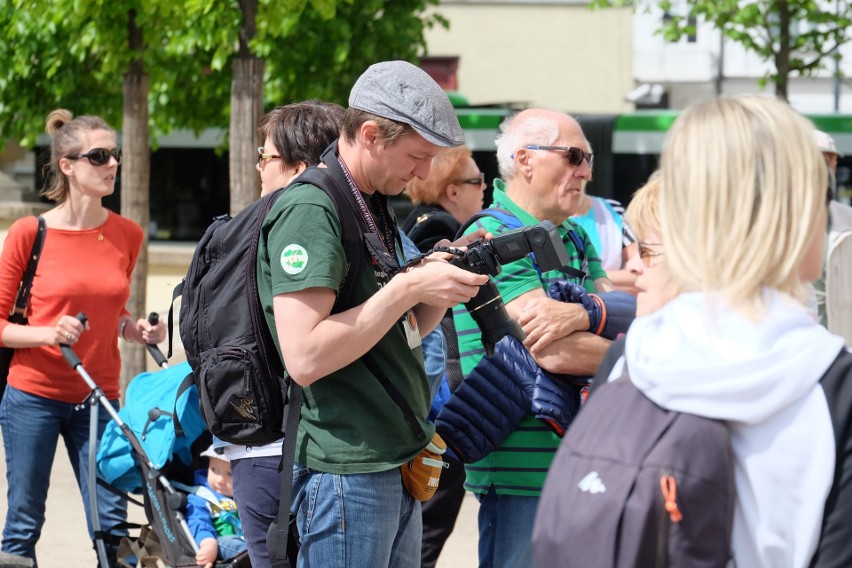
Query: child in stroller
96 361 250 568
185 446 247 568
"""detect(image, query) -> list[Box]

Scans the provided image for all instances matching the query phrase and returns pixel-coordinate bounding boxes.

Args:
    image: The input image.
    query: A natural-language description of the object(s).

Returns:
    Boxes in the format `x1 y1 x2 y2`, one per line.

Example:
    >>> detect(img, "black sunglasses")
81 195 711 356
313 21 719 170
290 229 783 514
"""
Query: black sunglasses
67 147 122 166
524 145 594 169
457 172 485 186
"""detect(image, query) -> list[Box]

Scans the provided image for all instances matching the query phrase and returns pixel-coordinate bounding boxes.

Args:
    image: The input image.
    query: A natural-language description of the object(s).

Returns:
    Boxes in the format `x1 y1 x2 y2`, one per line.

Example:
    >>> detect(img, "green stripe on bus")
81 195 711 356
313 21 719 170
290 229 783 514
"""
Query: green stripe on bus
807 114 852 134
614 111 680 132
456 108 512 130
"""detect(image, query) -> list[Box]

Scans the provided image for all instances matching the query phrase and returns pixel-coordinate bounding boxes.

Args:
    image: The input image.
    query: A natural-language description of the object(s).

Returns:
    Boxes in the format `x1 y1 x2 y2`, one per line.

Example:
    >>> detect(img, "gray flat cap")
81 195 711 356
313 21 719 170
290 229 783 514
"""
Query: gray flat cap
349 60 465 147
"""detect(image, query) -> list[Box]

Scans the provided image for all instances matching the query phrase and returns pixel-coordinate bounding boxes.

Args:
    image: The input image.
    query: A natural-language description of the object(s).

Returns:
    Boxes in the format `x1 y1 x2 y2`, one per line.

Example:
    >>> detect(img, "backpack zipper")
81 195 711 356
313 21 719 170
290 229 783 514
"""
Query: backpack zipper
656 471 683 568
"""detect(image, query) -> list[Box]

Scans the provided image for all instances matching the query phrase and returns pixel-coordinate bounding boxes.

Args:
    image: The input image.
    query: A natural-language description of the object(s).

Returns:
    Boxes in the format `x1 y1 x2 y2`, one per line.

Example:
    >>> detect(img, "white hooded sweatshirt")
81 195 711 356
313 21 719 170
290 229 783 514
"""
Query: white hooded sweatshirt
621 290 847 568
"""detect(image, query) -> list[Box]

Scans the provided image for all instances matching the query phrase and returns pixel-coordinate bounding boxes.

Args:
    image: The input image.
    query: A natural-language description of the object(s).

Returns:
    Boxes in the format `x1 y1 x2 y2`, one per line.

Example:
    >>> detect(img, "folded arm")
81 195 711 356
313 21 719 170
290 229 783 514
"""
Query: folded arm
508 288 609 376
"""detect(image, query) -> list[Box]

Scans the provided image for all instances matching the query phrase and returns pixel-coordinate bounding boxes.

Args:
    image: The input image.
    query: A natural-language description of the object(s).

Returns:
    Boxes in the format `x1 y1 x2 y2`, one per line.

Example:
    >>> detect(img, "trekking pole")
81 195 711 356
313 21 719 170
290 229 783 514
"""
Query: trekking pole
145 312 168 369
61 313 200 557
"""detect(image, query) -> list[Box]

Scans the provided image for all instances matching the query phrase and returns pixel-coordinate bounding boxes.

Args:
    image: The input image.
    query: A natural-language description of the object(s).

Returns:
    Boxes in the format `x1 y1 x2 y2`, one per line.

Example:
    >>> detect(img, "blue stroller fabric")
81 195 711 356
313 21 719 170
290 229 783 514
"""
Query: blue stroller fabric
97 362 207 493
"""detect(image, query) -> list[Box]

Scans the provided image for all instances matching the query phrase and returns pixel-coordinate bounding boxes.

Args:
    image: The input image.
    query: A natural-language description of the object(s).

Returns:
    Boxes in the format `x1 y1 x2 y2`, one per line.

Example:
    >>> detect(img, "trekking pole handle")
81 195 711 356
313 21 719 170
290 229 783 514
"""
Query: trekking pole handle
59 312 87 369
146 312 168 368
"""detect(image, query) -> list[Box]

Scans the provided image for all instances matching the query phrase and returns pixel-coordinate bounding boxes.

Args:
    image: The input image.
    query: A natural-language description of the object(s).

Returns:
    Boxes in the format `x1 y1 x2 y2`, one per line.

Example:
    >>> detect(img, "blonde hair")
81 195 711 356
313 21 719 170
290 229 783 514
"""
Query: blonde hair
659 95 826 316
624 173 662 242
405 146 472 205
42 109 114 203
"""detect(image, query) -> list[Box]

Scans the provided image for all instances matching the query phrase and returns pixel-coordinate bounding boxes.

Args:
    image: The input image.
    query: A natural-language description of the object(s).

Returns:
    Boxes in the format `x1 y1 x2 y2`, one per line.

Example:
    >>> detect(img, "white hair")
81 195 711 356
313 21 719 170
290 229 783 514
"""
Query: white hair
495 112 559 180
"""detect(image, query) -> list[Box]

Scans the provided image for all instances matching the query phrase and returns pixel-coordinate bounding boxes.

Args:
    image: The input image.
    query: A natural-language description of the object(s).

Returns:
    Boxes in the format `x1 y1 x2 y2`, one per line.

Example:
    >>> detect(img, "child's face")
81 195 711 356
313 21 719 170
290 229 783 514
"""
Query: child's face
207 457 234 497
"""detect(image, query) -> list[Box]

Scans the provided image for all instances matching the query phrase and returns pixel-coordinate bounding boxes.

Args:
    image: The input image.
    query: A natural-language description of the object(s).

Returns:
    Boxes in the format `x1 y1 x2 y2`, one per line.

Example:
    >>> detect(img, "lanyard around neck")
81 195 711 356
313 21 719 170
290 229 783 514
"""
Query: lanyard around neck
336 155 397 259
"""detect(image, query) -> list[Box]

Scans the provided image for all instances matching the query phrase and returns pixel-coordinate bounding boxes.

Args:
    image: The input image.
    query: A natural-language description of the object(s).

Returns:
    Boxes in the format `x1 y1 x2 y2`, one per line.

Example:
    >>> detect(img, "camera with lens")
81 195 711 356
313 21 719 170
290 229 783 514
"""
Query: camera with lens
449 221 571 354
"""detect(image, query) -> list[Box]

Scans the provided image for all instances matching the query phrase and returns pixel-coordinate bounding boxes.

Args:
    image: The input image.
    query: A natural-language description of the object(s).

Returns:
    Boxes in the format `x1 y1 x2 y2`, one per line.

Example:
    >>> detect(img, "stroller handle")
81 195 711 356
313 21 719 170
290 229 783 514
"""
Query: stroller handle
146 312 169 368
59 312 88 370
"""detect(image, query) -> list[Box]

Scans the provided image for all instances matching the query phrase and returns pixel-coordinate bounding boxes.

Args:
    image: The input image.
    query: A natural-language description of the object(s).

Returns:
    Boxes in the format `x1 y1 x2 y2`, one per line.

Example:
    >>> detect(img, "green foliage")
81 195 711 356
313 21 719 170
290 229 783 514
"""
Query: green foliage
0 0 444 148
590 0 852 99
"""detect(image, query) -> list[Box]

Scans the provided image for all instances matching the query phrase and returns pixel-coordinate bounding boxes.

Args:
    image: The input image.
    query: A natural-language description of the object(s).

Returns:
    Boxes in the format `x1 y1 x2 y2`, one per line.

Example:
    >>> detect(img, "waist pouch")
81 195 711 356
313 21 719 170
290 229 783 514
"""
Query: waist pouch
400 432 448 502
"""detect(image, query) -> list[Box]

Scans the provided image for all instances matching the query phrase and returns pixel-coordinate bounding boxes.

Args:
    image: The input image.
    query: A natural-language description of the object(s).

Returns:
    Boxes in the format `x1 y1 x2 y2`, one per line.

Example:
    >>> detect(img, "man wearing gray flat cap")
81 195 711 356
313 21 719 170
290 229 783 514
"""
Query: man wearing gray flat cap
256 60 489 567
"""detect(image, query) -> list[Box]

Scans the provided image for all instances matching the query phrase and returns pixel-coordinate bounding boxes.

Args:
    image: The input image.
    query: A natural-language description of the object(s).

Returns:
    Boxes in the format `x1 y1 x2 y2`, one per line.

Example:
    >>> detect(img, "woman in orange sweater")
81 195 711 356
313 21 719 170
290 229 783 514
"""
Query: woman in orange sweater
0 109 165 567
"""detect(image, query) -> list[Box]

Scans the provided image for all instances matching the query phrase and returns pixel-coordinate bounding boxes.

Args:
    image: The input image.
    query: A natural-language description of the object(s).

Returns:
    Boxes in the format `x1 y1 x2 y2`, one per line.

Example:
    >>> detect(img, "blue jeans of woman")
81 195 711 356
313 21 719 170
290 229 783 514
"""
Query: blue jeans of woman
291 464 421 568
0 385 127 566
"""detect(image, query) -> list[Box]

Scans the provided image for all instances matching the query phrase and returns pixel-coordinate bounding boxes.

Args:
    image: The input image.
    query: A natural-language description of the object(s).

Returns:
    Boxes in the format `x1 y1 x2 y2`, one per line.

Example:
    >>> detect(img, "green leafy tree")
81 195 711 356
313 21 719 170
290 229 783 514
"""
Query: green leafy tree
593 0 852 101
174 0 443 212
0 0 443 381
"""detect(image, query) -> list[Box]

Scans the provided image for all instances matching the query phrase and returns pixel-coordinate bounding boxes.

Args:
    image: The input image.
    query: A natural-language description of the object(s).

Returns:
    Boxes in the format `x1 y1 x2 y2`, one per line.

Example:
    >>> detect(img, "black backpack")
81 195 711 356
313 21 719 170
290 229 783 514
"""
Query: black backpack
170 160 365 446
532 338 736 568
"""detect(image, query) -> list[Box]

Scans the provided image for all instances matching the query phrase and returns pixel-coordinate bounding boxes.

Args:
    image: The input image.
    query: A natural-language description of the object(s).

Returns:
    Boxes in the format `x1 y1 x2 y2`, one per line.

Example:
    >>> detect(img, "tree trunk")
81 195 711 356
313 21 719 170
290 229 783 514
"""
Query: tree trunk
774 0 791 101
120 10 150 397
229 0 263 216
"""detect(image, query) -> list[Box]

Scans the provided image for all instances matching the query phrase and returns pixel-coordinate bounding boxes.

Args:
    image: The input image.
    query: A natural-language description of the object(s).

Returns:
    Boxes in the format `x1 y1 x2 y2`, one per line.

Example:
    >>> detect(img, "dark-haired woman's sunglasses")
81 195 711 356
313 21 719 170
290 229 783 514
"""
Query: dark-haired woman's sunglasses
67 147 122 166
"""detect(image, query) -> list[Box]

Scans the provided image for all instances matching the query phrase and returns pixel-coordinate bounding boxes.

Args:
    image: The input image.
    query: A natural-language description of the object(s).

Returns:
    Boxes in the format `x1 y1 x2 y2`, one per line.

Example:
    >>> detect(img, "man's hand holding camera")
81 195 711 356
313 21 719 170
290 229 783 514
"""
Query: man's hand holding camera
398 228 491 310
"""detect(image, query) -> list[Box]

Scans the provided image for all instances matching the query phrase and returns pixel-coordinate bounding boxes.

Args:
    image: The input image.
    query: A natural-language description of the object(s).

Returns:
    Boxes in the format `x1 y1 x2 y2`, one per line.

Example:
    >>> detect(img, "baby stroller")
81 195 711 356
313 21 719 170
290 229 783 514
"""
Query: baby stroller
63 314 249 568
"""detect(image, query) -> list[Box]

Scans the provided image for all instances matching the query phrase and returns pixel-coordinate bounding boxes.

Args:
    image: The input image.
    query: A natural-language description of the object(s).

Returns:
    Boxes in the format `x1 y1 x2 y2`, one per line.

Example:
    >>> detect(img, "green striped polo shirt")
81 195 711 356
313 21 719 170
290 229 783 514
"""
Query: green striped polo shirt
453 179 606 496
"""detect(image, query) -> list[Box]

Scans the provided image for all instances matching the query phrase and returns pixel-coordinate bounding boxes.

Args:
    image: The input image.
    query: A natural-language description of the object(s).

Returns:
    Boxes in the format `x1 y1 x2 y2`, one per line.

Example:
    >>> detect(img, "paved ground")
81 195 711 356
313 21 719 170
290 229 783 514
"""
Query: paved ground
0 441 479 567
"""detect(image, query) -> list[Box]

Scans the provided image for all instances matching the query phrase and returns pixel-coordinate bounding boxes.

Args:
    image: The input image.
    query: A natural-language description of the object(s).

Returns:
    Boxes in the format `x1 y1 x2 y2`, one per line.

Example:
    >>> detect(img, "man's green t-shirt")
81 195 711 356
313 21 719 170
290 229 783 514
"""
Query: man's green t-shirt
256 184 434 474
453 179 606 496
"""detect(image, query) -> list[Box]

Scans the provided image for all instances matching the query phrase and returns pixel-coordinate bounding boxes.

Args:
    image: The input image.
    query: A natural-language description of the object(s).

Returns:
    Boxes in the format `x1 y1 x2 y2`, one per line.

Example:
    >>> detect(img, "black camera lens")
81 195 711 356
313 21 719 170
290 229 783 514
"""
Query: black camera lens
464 280 524 355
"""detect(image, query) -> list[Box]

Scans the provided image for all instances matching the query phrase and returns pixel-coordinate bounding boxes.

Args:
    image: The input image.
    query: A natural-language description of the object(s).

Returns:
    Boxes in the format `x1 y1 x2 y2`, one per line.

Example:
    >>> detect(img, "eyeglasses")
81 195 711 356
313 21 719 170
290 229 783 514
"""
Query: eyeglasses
456 172 485 186
523 145 594 169
257 146 281 166
638 241 664 267
67 147 122 166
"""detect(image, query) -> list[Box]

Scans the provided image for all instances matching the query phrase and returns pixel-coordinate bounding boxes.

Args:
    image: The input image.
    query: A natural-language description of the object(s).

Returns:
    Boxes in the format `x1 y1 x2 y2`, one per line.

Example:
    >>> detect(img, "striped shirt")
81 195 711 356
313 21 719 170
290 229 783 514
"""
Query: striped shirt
453 179 606 496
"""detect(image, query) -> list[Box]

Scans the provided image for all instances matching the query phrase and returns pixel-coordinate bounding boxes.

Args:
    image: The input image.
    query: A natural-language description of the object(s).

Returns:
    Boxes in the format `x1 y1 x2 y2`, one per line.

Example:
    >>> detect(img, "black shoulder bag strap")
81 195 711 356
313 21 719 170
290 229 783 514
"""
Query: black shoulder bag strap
10 216 47 322
2 216 46 399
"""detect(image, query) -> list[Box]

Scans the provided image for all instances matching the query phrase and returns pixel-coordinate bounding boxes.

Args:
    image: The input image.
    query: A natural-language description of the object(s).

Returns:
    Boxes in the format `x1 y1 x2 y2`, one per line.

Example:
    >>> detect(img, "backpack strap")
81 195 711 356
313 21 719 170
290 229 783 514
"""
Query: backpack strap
292 142 402 311
456 207 587 282
267 384 303 568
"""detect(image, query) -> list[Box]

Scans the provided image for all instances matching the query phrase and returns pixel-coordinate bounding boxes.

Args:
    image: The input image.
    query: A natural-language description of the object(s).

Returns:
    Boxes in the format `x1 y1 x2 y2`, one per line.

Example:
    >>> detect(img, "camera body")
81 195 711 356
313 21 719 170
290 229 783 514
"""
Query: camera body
451 221 570 277
451 221 571 354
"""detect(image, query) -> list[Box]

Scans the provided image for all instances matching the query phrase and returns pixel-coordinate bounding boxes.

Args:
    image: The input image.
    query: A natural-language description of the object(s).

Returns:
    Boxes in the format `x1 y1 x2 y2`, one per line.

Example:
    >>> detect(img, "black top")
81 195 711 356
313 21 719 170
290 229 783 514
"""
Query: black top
400 203 460 253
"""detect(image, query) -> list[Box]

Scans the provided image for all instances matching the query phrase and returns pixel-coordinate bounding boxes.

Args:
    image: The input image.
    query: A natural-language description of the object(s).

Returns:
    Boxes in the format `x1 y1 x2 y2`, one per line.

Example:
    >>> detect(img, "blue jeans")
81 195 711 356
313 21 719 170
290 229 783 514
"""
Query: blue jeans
0 385 127 565
231 455 282 568
217 535 248 560
290 464 421 568
476 486 539 568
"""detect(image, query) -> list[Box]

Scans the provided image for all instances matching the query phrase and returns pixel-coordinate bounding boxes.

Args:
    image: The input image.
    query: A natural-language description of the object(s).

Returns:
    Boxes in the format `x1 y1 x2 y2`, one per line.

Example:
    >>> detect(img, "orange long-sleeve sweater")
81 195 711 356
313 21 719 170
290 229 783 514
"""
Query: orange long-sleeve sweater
0 212 143 402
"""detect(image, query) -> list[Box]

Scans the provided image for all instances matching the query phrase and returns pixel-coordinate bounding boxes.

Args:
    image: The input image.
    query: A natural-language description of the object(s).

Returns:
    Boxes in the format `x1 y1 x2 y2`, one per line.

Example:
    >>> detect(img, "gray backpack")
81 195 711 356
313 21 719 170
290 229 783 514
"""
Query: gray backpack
532 341 735 568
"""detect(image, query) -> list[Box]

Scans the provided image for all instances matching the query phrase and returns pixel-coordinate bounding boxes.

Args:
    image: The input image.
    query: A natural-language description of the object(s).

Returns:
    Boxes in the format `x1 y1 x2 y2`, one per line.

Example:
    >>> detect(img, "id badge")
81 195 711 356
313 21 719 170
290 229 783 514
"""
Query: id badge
402 310 421 349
